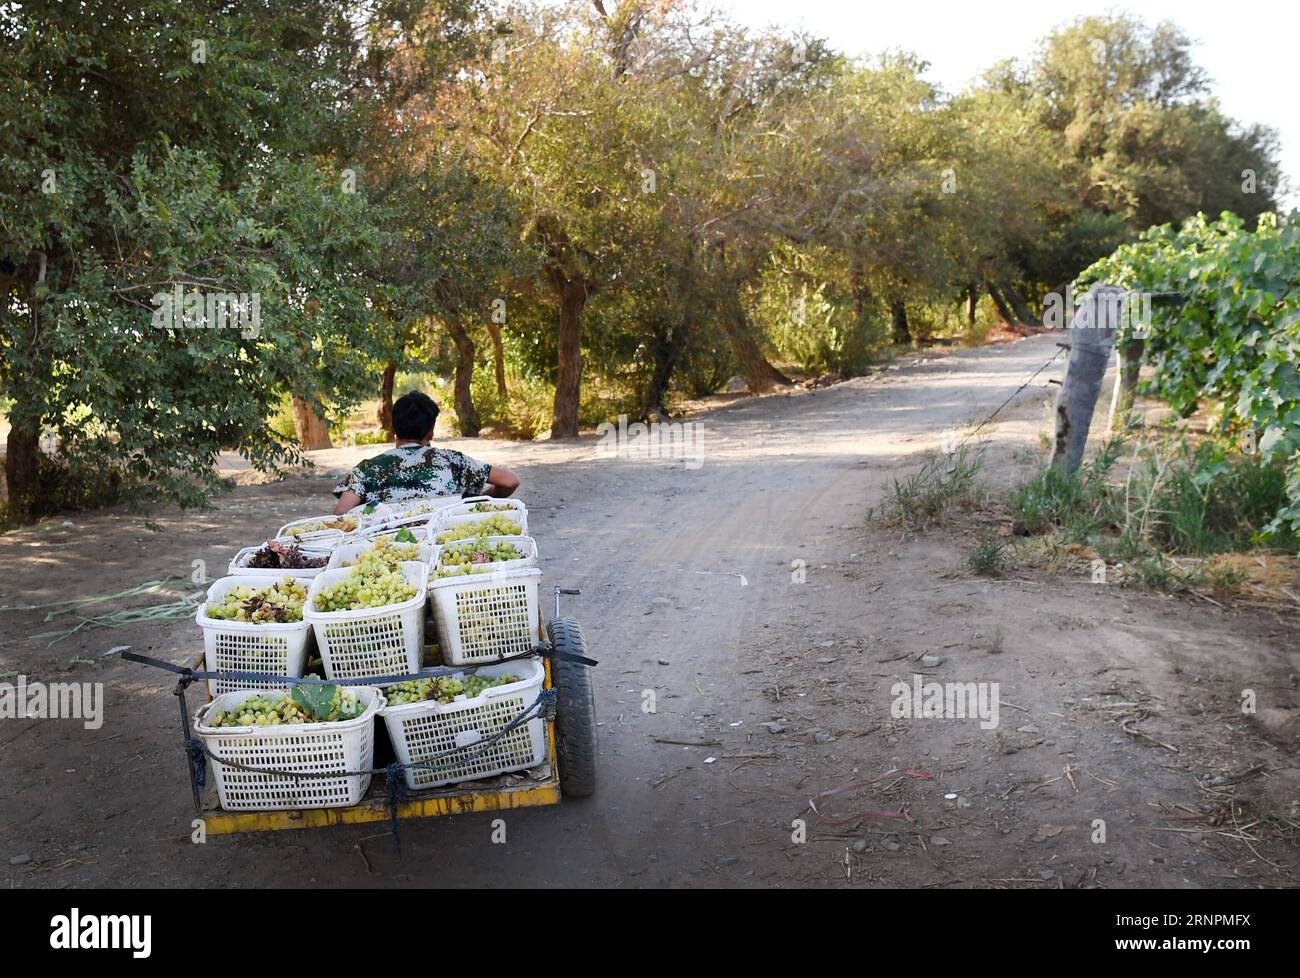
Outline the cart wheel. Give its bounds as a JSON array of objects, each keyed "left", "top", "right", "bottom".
[{"left": 546, "top": 617, "right": 597, "bottom": 798}]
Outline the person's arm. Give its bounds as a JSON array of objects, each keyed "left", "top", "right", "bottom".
[
  {"left": 482, "top": 465, "right": 520, "bottom": 498},
  {"left": 333, "top": 490, "right": 363, "bottom": 516}
]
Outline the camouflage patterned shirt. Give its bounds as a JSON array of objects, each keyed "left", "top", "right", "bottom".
[{"left": 332, "top": 444, "right": 492, "bottom": 504}]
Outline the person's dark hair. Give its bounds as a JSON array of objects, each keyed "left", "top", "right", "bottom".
[{"left": 392, "top": 391, "right": 440, "bottom": 441}]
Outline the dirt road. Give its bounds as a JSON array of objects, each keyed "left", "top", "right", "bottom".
[{"left": 3, "top": 333, "right": 1296, "bottom": 888}]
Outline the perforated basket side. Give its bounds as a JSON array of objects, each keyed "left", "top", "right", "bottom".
[
  {"left": 314, "top": 611, "right": 423, "bottom": 680},
  {"left": 197, "top": 576, "right": 313, "bottom": 697},
  {"left": 304, "top": 562, "right": 428, "bottom": 680},
  {"left": 380, "top": 662, "right": 546, "bottom": 789},
  {"left": 427, "top": 508, "right": 530, "bottom": 544},
  {"left": 429, "top": 567, "right": 541, "bottom": 666},
  {"left": 195, "top": 688, "right": 383, "bottom": 811},
  {"left": 202, "top": 629, "right": 311, "bottom": 698},
  {"left": 427, "top": 498, "right": 528, "bottom": 535}
]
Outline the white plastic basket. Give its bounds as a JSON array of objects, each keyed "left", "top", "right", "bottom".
[
  {"left": 194, "top": 686, "right": 384, "bottom": 811},
  {"left": 430, "top": 535, "right": 539, "bottom": 578},
  {"left": 427, "top": 509, "right": 529, "bottom": 546},
  {"left": 274, "top": 514, "right": 365, "bottom": 549},
  {"left": 429, "top": 566, "right": 542, "bottom": 666},
  {"left": 327, "top": 540, "right": 433, "bottom": 570},
  {"left": 428, "top": 497, "right": 528, "bottom": 535},
  {"left": 304, "top": 561, "right": 428, "bottom": 680},
  {"left": 380, "top": 660, "right": 547, "bottom": 789},
  {"left": 197, "top": 576, "right": 314, "bottom": 698},
  {"left": 349, "top": 496, "right": 460, "bottom": 525},
  {"left": 227, "top": 545, "right": 331, "bottom": 580}
]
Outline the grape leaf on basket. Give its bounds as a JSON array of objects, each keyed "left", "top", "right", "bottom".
[
  {"left": 394, "top": 527, "right": 418, "bottom": 543},
  {"left": 292, "top": 683, "right": 340, "bottom": 720}
]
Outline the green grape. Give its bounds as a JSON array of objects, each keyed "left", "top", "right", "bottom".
[
  {"left": 209, "top": 686, "right": 364, "bottom": 727},
  {"left": 434, "top": 514, "right": 521, "bottom": 543},
  {"left": 316, "top": 559, "right": 418, "bottom": 612},
  {"left": 285, "top": 516, "right": 357, "bottom": 536},
  {"left": 386, "top": 672, "right": 519, "bottom": 705},
  {"left": 206, "top": 577, "right": 308, "bottom": 623},
  {"left": 434, "top": 539, "right": 525, "bottom": 578},
  {"left": 345, "top": 538, "right": 421, "bottom": 571}
]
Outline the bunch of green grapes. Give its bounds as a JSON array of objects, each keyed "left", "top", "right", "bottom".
[
  {"left": 208, "top": 688, "right": 362, "bottom": 727},
  {"left": 315, "top": 564, "right": 418, "bottom": 611},
  {"left": 464, "top": 674, "right": 520, "bottom": 698},
  {"left": 386, "top": 673, "right": 520, "bottom": 705},
  {"left": 285, "top": 516, "right": 357, "bottom": 537},
  {"left": 434, "top": 514, "right": 521, "bottom": 544},
  {"left": 206, "top": 578, "right": 308, "bottom": 623},
  {"left": 345, "top": 538, "right": 422, "bottom": 571},
  {"left": 468, "top": 502, "right": 514, "bottom": 513},
  {"left": 385, "top": 676, "right": 465, "bottom": 705},
  {"left": 435, "top": 539, "right": 525, "bottom": 578}
]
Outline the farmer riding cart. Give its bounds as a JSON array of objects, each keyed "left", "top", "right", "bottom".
[
  {"left": 127, "top": 392, "right": 597, "bottom": 837},
  {"left": 332, "top": 392, "right": 520, "bottom": 513}
]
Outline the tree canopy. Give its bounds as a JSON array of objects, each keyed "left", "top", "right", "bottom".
[{"left": 1, "top": 1, "right": 1286, "bottom": 522}]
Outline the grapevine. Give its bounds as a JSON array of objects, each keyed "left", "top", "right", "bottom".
[{"left": 1077, "top": 209, "right": 1300, "bottom": 534}]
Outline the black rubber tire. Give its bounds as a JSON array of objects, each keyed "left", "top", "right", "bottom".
[{"left": 546, "top": 617, "right": 598, "bottom": 798}]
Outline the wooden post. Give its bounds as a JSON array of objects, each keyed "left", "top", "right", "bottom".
[
  {"left": 1107, "top": 337, "right": 1144, "bottom": 431},
  {"left": 1051, "top": 284, "right": 1124, "bottom": 474}
]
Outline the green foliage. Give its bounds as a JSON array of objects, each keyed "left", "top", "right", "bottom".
[
  {"left": 967, "top": 534, "right": 1007, "bottom": 577},
  {"left": 0, "top": 0, "right": 484, "bottom": 518},
  {"left": 1078, "top": 211, "right": 1300, "bottom": 534},
  {"left": 1010, "top": 437, "right": 1297, "bottom": 593},
  {"left": 875, "top": 445, "right": 987, "bottom": 529},
  {"left": 753, "top": 244, "right": 881, "bottom": 376},
  {"left": 1, "top": 1, "right": 1287, "bottom": 521},
  {"left": 1010, "top": 438, "right": 1124, "bottom": 537}
]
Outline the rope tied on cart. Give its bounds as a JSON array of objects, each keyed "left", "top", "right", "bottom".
[
  {"left": 183, "top": 737, "right": 208, "bottom": 791},
  {"left": 384, "top": 763, "right": 410, "bottom": 852}
]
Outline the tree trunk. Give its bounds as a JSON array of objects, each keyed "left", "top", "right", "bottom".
[
  {"left": 1004, "top": 284, "right": 1039, "bottom": 327},
  {"left": 986, "top": 282, "right": 1017, "bottom": 326},
  {"left": 485, "top": 321, "right": 507, "bottom": 397},
  {"left": 549, "top": 275, "right": 590, "bottom": 439},
  {"left": 850, "top": 267, "right": 870, "bottom": 326},
  {"left": 3, "top": 260, "right": 48, "bottom": 522},
  {"left": 445, "top": 318, "right": 481, "bottom": 437},
  {"left": 890, "top": 299, "right": 911, "bottom": 345},
  {"left": 4, "top": 420, "right": 40, "bottom": 522},
  {"left": 640, "top": 322, "right": 686, "bottom": 420},
  {"left": 378, "top": 362, "right": 397, "bottom": 437},
  {"left": 292, "top": 398, "right": 333, "bottom": 450},
  {"left": 722, "top": 296, "right": 790, "bottom": 393},
  {"left": 967, "top": 285, "right": 978, "bottom": 328}
]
